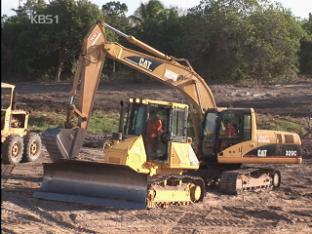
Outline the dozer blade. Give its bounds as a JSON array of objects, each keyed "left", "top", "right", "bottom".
[
  {"left": 42, "top": 128, "right": 86, "bottom": 160},
  {"left": 33, "top": 160, "right": 148, "bottom": 209}
]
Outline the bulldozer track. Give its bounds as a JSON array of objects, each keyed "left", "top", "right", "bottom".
[{"left": 148, "top": 175, "right": 205, "bottom": 208}]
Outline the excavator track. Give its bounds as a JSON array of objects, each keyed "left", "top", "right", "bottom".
[
  {"left": 219, "top": 168, "right": 281, "bottom": 195},
  {"left": 147, "top": 175, "right": 205, "bottom": 209}
]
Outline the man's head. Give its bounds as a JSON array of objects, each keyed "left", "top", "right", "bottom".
[
  {"left": 150, "top": 110, "right": 157, "bottom": 118},
  {"left": 224, "top": 119, "right": 229, "bottom": 125},
  {"left": 155, "top": 113, "right": 161, "bottom": 119}
]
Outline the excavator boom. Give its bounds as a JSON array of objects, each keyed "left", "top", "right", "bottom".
[{"left": 43, "top": 21, "right": 216, "bottom": 160}]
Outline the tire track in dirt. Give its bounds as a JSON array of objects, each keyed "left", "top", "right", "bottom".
[{"left": 2, "top": 142, "right": 311, "bottom": 233}]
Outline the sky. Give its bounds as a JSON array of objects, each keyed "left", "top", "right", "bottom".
[{"left": 1, "top": 0, "right": 312, "bottom": 19}]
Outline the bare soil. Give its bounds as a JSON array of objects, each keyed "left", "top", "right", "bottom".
[
  {"left": 14, "top": 79, "right": 312, "bottom": 118},
  {"left": 2, "top": 79, "right": 312, "bottom": 233}
]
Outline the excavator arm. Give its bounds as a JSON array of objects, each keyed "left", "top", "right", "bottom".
[
  {"left": 69, "top": 22, "right": 216, "bottom": 127},
  {"left": 43, "top": 21, "right": 216, "bottom": 160}
]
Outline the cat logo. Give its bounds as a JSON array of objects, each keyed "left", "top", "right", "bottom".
[
  {"left": 257, "top": 149, "right": 267, "bottom": 157},
  {"left": 138, "top": 58, "right": 152, "bottom": 70}
]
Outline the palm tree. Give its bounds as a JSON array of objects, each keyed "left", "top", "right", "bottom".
[{"left": 129, "top": 0, "right": 166, "bottom": 27}]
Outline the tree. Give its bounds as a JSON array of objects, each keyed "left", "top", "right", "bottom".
[
  {"left": 129, "top": 0, "right": 180, "bottom": 52},
  {"left": 300, "top": 13, "right": 312, "bottom": 75},
  {"left": 42, "top": 0, "right": 102, "bottom": 82},
  {"left": 102, "top": 1, "right": 129, "bottom": 41},
  {"left": 175, "top": 0, "right": 306, "bottom": 81},
  {"left": 1, "top": 0, "right": 102, "bottom": 82},
  {"left": 1, "top": 10, "right": 38, "bottom": 80},
  {"left": 1, "top": 0, "right": 309, "bottom": 82}
]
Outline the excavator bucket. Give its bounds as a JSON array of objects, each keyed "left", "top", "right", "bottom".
[
  {"left": 42, "top": 128, "right": 86, "bottom": 160},
  {"left": 33, "top": 160, "right": 148, "bottom": 209}
]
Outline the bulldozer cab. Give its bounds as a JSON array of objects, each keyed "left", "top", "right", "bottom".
[
  {"left": 201, "top": 108, "right": 253, "bottom": 162},
  {"left": 1, "top": 83, "right": 16, "bottom": 132},
  {"left": 125, "top": 98, "right": 189, "bottom": 162},
  {"left": 1, "top": 82, "right": 29, "bottom": 142}
]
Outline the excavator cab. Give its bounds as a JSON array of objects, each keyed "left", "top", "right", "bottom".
[
  {"left": 201, "top": 108, "right": 302, "bottom": 165},
  {"left": 201, "top": 108, "right": 252, "bottom": 162}
]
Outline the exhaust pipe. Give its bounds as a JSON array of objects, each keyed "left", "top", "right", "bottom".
[{"left": 42, "top": 128, "right": 86, "bottom": 161}]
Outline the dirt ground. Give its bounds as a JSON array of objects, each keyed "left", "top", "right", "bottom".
[
  {"left": 2, "top": 79, "right": 312, "bottom": 233},
  {"left": 13, "top": 78, "right": 312, "bottom": 117}
]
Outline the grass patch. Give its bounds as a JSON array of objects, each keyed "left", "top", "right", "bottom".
[
  {"left": 28, "top": 111, "right": 65, "bottom": 132},
  {"left": 28, "top": 110, "right": 119, "bottom": 134},
  {"left": 257, "top": 114, "right": 306, "bottom": 135},
  {"left": 88, "top": 111, "right": 119, "bottom": 134}
]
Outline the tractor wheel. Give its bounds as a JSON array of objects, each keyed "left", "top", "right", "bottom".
[
  {"left": 23, "top": 133, "right": 42, "bottom": 162},
  {"left": 2, "top": 135, "right": 24, "bottom": 164}
]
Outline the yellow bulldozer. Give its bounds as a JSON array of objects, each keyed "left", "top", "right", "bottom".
[{"left": 34, "top": 22, "right": 302, "bottom": 209}]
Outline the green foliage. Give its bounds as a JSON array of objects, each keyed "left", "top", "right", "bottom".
[
  {"left": 1, "top": 0, "right": 310, "bottom": 82},
  {"left": 130, "top": 0, "right": 180, "bottom": 53},
  {"left": 128, "top": 0, "right": 307, "bottom": 82},
  {"left": 1, "top": 0, "right": 102, "bottom": 81},
  {"left": 303, "top": 13, "right": 312, "bottom": 34},
  {"left": 300, "top": 13, "right": 312, "bottom": 75},
  {"left": 175, "top": 0, "right": 306, "bottom": 81},
  {"left": 102, "top": 1, "right": 129, "bottom": 41}
]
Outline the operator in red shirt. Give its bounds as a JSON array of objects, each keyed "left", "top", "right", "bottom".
[
  {"left": 146, "top": 111, "right": 163, "bottom": 156},
  {"left": 224, "top": 122, "right": 238, "bottom": 137},
  {"left": 220, "top": 121, "right": 238, "bottom": 150}
]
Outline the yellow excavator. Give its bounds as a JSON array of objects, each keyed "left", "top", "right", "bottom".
[{"left": 34, "top": 22, "right": 302, "bottom": 208}]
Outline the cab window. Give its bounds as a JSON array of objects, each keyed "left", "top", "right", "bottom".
[
  {"left": 1, "top": 88, "right": 12, "bottom": 110},
  {"left": 217, "top": 112, "right": 252, "bottom": 151},
  {"left": 128, "top": 105, "right": 146, "bottom": 135},
  {"left": 171, "top": 109, "right": 187, "bottom": 140},
  {"left": 219, "top": 112, "right": 240, "bottom": 139},
  {"left": 243, "top": 114, "right": 251, "bottom": 140},
  {"left": 202, "top": 112, "right": 218, "bottom": 155}
]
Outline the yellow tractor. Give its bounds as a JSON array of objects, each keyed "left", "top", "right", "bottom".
[
  {"left": 1, "top": 82, "right": 42, "bottom": 165},
  {"left": 34, "top": 22, "right": 302, "bottom": 208}
]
